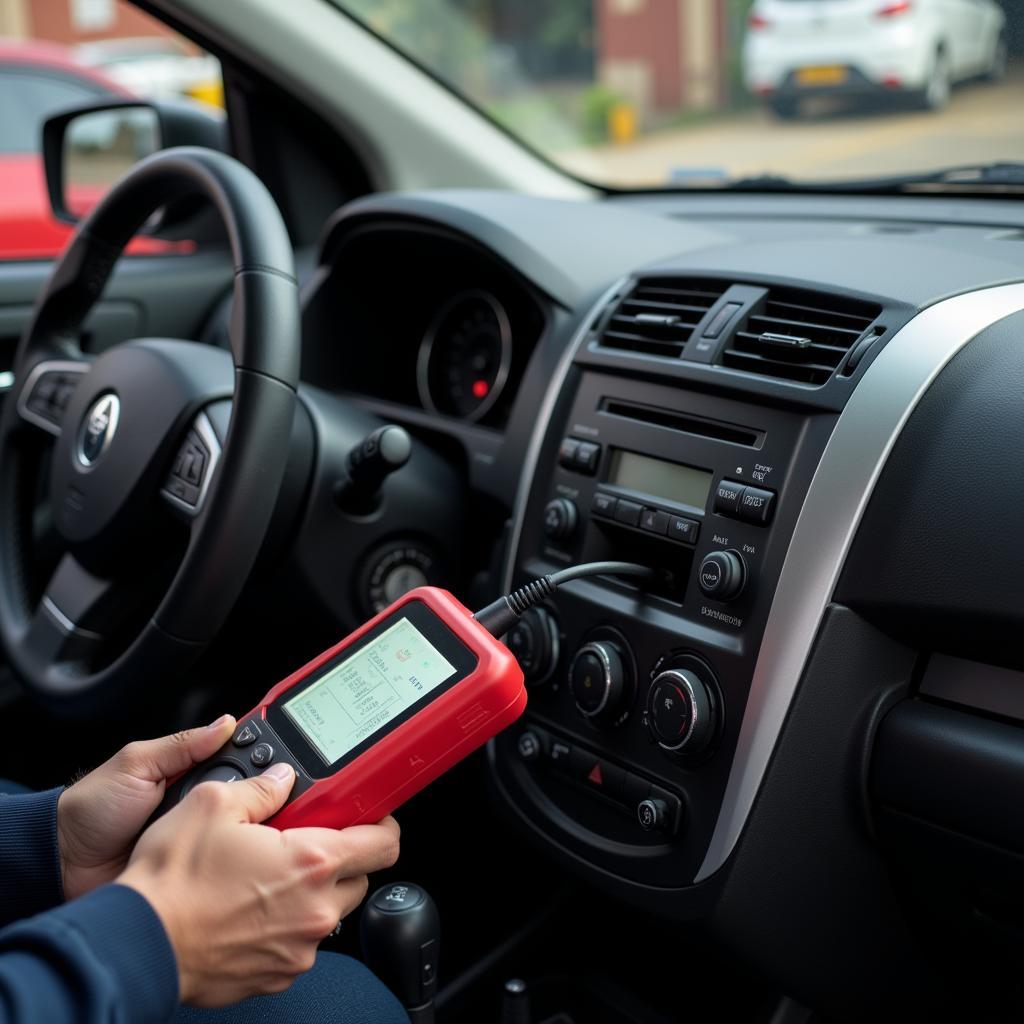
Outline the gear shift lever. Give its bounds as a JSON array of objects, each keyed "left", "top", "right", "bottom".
[{"left": 361, "top": 882, "right": 440, "bottom": 1024}]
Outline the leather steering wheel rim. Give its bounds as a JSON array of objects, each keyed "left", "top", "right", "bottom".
[{"left": 0, "top": 147, "right": 299, "bottom": 714}]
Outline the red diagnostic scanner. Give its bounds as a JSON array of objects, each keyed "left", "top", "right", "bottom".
[{"left": 158, "top": 587, "right": 527, "bottom": 829}]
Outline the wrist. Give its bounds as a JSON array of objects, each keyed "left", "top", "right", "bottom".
[
  {"left": 119, "top": 864, "right": 192, "bottom": 1003},
  {"left": 55, "top": 787, "right": 83, "bottom": 902}
]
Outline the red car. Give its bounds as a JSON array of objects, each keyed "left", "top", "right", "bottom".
[{"left": 0, "top": 40, "right": 170, "bottom": 260}]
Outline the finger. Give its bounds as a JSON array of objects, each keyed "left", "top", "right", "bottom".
[
  {"left": 287, "top": 822, "right": 401, "bottom": 878},
  {"left": 117, "top": 715, "right": 237, "bottom": 784},
  {"left": 215, "top": 762, "right": 295, "bottom": 824}
]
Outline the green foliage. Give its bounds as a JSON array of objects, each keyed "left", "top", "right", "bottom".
[{"left": 579, "top": 84, "right": 625, "bottom": 144}]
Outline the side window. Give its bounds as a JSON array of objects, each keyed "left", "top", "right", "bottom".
[
  {"left": 0, "top": 70, "right": 107, "bottom": 154},
  {"left": 0, "top": 0, "right": 222, "bottom": 261}
]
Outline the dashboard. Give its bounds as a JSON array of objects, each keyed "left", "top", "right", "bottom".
[{"left": 294, "top": 188, "right": 1024, "bottom": 1019}]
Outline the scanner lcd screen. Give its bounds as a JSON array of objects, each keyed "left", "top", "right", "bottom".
[{"left": 283, "top": 616, "right": 457, "bottom": 765}]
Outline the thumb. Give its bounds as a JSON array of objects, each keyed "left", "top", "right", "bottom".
[
  {"left": 118, "top": 715, "right": 237, "bottom": 784},
  {"left": 220, "top": 762, "right": 295, "bottom": 824}
]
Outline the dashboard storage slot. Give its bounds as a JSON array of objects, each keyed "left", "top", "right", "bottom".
[{"left": 599, "top": 398, "right": 764, "bottom": 448}]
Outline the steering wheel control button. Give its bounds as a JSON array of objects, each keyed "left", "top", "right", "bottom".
[
  {"left": 543, "top": 498, "right": 578, "bottom": 541},
  {"left": 20, "top": 365, "right": 86, "bottom": 432},
  {"left": 698, "top": 550, "right": 746, "bottom": 601},
  {"left": 505, "top": 607, "right": 559, "bottom": 686},
  {"left": 738, "top": 486, "right": 776, "bottom": 525},
  {"left": 639, "top": 508, "right": 669, "bottom": 536},
  {"left": 572, "top": 441, "right": 601, "bottom": 475},
  {"left": 668, "top": 515, "right": 700, "bottom": 544},
  {"left": 645, "top": 667, "right": 717, "bottom": 755},
  {"left": 613, "top": 498, "right": 643, "bottom": 527},
  {"left": 232, "top": 721, "right": 261, "bottom": 747},
  {"left": 162, "top": 415, "right": 221, "bottom": 513},
  {"left": 250, "top": 743, "right": 274, "bottom": 767},
  {"left": 516, "top": 731, "right": 542, "bottom": 763},
  {"left": 591, "top": 491, "right": 616, "bottom": 517},
  {"left": 713, "top": 479, "right": 745, "bottom": 515}
]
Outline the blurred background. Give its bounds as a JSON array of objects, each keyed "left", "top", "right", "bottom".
[{"left": 0, "top": 0, "right": 1020, "bottom": 260}]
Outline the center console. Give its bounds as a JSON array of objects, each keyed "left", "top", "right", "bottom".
[{"left": 489, "top": 273, "right": 891, "bottom": 888}]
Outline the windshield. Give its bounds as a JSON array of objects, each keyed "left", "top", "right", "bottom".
[{"left": 332, "top": 0, "right": 1020, "bottom": 190}]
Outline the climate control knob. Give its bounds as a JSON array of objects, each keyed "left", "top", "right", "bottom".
[
  {"left": 698, "top": 549, "right": 746, "bottom": 602},
  {"left": 646, "top": 668, "right": 716, "bottom": 754},
  {"left": 569, "top": 640, "right": 630, "bottom": 725}
]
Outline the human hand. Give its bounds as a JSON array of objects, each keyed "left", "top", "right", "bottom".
[
  {"left": 119, "top": 762, "right": 400, "bottom": 1006},
  {"left": 56, "top": 715, "right": 237, "bottom": 901}
]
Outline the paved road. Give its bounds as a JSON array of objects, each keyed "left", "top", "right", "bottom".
[{"left": 562, "top": 68, "right": 1024, "bottom": 187}]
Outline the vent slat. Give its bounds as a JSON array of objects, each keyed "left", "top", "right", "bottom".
[
  {"left": 721, "top": 286, "right": 881, "bottom": 386},
  {"left": 598, "top": 277, "right": 726, "bottom": 358}
]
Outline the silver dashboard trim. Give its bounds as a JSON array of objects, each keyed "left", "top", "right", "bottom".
[
  {"left": 696, "top": 282, "right": 1024, "bottom": 882},
  {"left": 501, "top": 278, "right": 627, "bottom": 593}
]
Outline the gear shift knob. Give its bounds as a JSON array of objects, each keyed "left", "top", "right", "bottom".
[{"left": 361, "top": 882, "right": 440, "bottom": 1024}]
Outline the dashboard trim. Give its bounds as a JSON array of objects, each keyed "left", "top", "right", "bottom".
[
  {"left": 501, "top": 278, "right": 627, "bottom": 594},
  {"left": 696, "top": 281, "right": 1024, "bottom": 882}
]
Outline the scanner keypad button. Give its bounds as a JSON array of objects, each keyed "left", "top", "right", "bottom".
[
  {"left": 233, "top": 721, "right": 261, "bottom": 747},
  {"left": 250, "top": 743, "right": 274, "bottom": 767}
]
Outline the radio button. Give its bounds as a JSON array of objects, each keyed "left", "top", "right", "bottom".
[
  {"left": 558, "top": 437, "right": 580, "bottom": 468},
  {"left": 667, "top": 515, "right": 699, "bottom": 544},
  {"left": 738, "top": 486, "right": 776, "bottom": 525},
  {"left": 543, "top": 498, "right": 578, "bottom": 540},
  {"left": 699, "top": 550, "right": 746, "bottom": 602},
  {"left": 591, "top": 491, "right": 616, "bottom": 517},
  {"left": 639, "top": 508, "right": 669, "bottom": 535},
  {"left": 613, "top": 499, "right": 642, "bottom": 527},
  {"left": 714, "top": 479, "right": 745, "bottom": 515},
  {"left": 573, "top": 441, "right": 601, "bottom": 475}
]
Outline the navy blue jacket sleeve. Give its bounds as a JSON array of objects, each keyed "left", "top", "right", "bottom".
[
  {"left": 0, "top": 884, "right": 179, "bottom": 1024},
  {"left": 0, "top": 789, "right": 65, "bottom": 927},
  {"left": 0, "top": 789, "right": 180, "bottom": 1022}
]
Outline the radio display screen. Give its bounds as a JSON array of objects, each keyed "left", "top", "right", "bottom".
[{"left": 608, "top": 449, "right": 713, "bottom": 509}]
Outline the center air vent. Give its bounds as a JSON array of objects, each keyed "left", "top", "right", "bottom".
[
  {"left": 599, "top": 278, "right": 725, "bottom": 358},
  {"left": 721, "top": 287, "right": 881, "bottom": 386}
]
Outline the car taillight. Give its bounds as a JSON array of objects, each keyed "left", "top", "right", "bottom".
[
  {"left": 748, "top": 12, "right": 771, "bottom": 30},
  {"left": 877, "top": 0, "right": 912, "bottom": 16}
]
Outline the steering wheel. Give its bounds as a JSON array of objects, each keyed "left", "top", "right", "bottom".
[{"left": 0, "top": 148, "right": 299, "bottom": 715}]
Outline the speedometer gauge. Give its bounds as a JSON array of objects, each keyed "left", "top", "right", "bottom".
[{"left": 417, "top": 291, "right": 512, "bottom": 422}]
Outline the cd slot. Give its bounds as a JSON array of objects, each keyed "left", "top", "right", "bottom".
[{"left": 599, "top": 398, "right": 764, "bottom": 449}]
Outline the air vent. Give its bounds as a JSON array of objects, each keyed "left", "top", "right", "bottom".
[
  {"left": 599, "top": 278, "right": 726, "bottom": 358},
  {"left": 721, "top": 287, "right": 881, "bottom": 386}
]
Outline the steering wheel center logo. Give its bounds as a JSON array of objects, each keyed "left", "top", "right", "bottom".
[{"left": 77, "top": 393, "right": 120, "bottom": 468}]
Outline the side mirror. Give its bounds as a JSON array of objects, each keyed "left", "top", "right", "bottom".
[{"left": 42, "top": 99, "right": 227, "bottom": 233}]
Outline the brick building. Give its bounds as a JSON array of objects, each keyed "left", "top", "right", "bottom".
[{"left": 596, "top": 0, "right": 729, "bottom": 116}]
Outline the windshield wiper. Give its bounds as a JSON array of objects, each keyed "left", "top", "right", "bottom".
[{"left": 724, "top": 162, "right": 1024, "bottom": 194}]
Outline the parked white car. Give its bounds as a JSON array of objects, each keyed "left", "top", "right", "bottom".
[
  {"left": 74, "top": 37, "right": 221, "bottom": 105},
  {"left": 743, "top": 0, "right": 1007, "bottom": 117}
]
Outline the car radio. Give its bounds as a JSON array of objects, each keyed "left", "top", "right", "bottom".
[{"left": 494, "top": 364, "right": 836, "bottom": 886}]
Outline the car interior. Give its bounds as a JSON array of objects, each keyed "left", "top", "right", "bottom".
[{"left": 1, "top": 0, "right": 1023, "bottom": 1021}]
